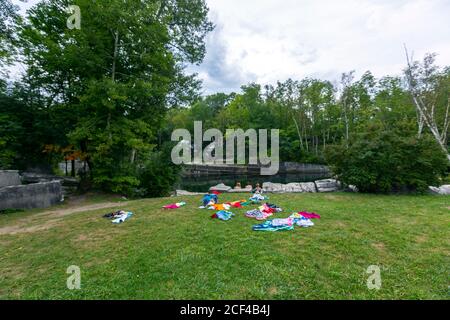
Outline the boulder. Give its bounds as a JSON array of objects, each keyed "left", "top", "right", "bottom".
[
  {"left": 428, "top": 185, "right": 450, "bottom": 195},
  {"left": 262, "top": 182, "right": 317, "bottom": 193},
  {"left": 262, "top": 182, "right": 285, "bottom": 193},
  {"left": 301, "top": 182, "right": 317, "bottom": 193},
  {"left": 284, "top": 182, "right": 317, "bottom": 193},
  {"left": 209, "top": 183, "right": 232, "bottom": 192},
  {"left": 315, "top": 179, "right": 341, "bottom": 192},
  {"left": 345, "top": 185, "right": 359, "bottom": 192},
  {"left": 0, "top": 181, "right": 63, "bottom": 210}
]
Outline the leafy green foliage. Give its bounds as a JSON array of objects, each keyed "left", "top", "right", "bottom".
[
  {"left": 137, "top": 144, "right": 181, "bottom": 197},
  {"left": 1, "top": 0, "right": 448, "bottom": 196},
  {"left": 14, "top": 0, "right": 212, "bottom": 193},
  {"left": 163, "top": 73, "right": 432, "bottom": 165},
  {"left": 0, "top": 0, "right": 18, "bottom": 74},
  {"left": 326, "top": 124, "right": 448, "bottom": 193}
]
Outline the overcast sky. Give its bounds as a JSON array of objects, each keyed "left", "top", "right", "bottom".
[{"left": 12, "top": 0, "right": 450, "bottom": 94}]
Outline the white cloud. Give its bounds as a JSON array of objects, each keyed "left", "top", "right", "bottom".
[
  {"left": 10, "top": 0, "right": 450, "bottom": 94},
  {"left": 193, "top": 0, "right": 450, "bottom": 93}
]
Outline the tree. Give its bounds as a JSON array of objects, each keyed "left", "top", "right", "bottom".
[
  {"left": 326, "top": 123, "right": 448, "bottom": 193},
  {"left": 404, "top": 49, "right": 450, "bottom": 161},
  {"left": 0, "top": 0, "right": 19, "bottom": 82},
  {"left": 374, "top": 76, "right": 416, "bottom": 130},
  {"left": 19, "top": 0, "right": 213, "bottom": 194}
]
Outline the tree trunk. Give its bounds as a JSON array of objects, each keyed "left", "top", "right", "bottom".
[
  {"left": 130, "top": 149, "right": 136, "bottom": 163},
  {"left": 404, "top": 47, "right": 450, "bottom": 162},
  {"left": 71, "top": 159, "right": 75, "bottom": 177},
  {"left": 107, "top": 29, "right": 119, "bottom": 141},
  {"left": 291, "top": 112, "right": 304, "bottom": 152}
]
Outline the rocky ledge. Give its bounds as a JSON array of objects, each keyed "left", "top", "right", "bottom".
[
  {"left": 207, "top": 179, "right": 342, "bottom": 194},
  {"left": 428, "top": 185, "right": 450, "bottom": 195},
  {"left": 176, "top": 181, "right": 450, "bottom": 195}
]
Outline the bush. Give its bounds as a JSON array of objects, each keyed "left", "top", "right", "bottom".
[
  {"left": 325, "top": 124, "right": 448, "bottom": 193},
  {"left": 137, "top": 148, "right": 181, "bottom": 198},
  {"left": 91, "top": 143, "right": 181, "bottom": 198}
]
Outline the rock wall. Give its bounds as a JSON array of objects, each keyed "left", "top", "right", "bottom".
[
  {"left": 0, "top": 170, "right": 21, "bottom": 188},
  {"left": 262, "top": 182, "right": 317, "bottom": 193},
  {"left": 0, "top": 181, "right": 63, "bottom": 210},
  {"left": 182, "top": 162, "right": 330, "bottom": 177},
  {"left": 262, "top": 179, "right": 341, "bottom": 193}
]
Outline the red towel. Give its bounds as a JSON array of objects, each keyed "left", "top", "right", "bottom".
[{"left": 226, "top": 202, "right": 243, "bottom": 208}]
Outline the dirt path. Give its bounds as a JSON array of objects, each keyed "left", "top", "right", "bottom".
[
  {"left": 0, "top": 202, "right": 130, "bottom": 236},
  {"left": 35, "top": 202, "right": 130, "bottom": 218}
]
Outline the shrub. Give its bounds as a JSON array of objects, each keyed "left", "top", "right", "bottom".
[
  {"left": 91, "top": 142, "right": 181, "bottom": 197},
  {"left": 137, "top": 148, "right": 181, "bottom": 198},
  {"left": 325, "top": 124, "right": 448, "bottom": 193}
]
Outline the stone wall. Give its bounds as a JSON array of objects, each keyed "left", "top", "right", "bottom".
[
  {"left": 182, "top": 162, "right": 330, "bottom": 178},
  {"left": 0, "top": 181, "right": 63, "bottom": 210},
  {"left": 0, "top": 170, "right": 21, "bottom": 188}
]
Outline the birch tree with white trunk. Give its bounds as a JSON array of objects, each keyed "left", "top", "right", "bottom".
[{"left": 404, "top": 49, "right": 450, "bottom": 162}]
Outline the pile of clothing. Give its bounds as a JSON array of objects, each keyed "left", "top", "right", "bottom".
[
  {"left": 208, "top": 203, "right": 232, "bottom": 211},
  {"left": 200, "top": 193, "right": 247, "bottom": 212},
  {"left": 163, "top": 202, "right": 186, "bottom": 209},
  {"left": 201, "top": 194, "right": 219, "bottom": 207},
  {"left": 246, "top": 203, "right": 282, "bottom": 220},
  {"left": 103, "top": 210, "right": 133, "bottom": 224},
  {"left": 200, "top": 193, "right": 242, "bottom": 221},
  {"left": 211, "top": 210, "right": 235, "bottom": 221},
  {"left": 252, "top": 211, "right": 321, "bottom": 232},
  {"left": 285, "top": 213, "right": 316, "bottom": 228},
  {"left": 249, "top": 194, "right": 268, "bottom": 204}
]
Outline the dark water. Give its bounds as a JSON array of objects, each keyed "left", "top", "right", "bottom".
[{"left": 176, "top": 173, "right": 330, "bottom": 192}]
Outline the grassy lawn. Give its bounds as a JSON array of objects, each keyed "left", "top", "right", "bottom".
[{"left": 0, "top": 192, "right": 448, "bottom": 299}]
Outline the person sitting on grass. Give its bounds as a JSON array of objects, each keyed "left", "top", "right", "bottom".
[{"left": 252, "top": 183, "right": 263, "bottom": 194}]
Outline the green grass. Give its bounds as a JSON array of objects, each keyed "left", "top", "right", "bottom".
[{"left": 0, "top": 193, "right": 449, "bottom": 299}]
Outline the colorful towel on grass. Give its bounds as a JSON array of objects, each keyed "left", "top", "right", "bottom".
[
  {"left": 209, "top": 203, "right": 232, "bottom": 211},
  {"left": 211, "top": 210, "right": 235, "bottom": 221},
  {"left": 163, "top": 202, "right": 186, "bottom": 209},
  {"left": 246, "top": 209, "right": 269, "bottom": 220},
  {"left": 112, "top": 211, "right": 133, "bottom": 224},
  {"left": 249, "top": 194, "right": 268, "bottom": 203},
  {"left": 103, "top": 210, "right": 133, "bottom": 224},
  {"left": 289, "top": 214, "right": 315, "bottom": 227},
  {"left": 252, "top": 219, "right": 294, "bottom": 232},
  {"left": 253, "top": 211, "right": 319, "bottom": 231},
  {"left": 225, "top": 200, "right": 247, "bottom": 208},
  {"left": 291, "top": 212, "right": 321, "bottom": 219},
  {"left": 246, "top": 203, "right": 282, "bottom": 221}
]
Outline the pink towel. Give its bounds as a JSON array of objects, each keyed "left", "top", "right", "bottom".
[
  {"left": 163, "top": 204, "right": 180, "bottom": 209},
  {"left": 299, "top": 212, "right": 321, "bottom": 219}
]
